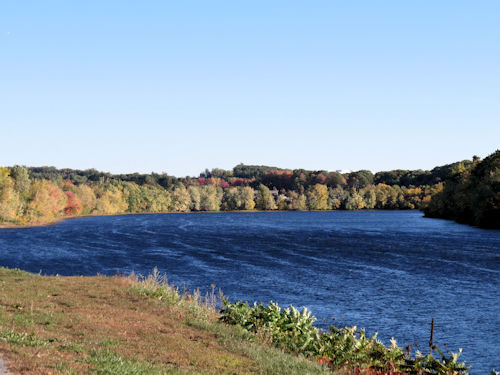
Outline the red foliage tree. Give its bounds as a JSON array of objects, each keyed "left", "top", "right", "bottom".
[
  {"left": 64, "top": 191, "right": 82, "bottom": 215},
  {"left": 230, "top": 178, "right": 248, "bottom": 187}
]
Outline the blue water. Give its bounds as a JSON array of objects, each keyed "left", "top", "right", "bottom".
[{"left": 0, "top": 211, "right": 498, "bottom": 373}]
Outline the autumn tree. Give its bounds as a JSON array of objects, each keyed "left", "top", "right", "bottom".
[
  {"left": 261, "top": 170, "right": 294, "bottom": 190},
  {"left": 200, "top": 185, "right": 222, "bottom": 211},
  {"left": 328, "top": 186, "right": 345, "bottom": 209},
  {"left": 27, "top": 179, "right": 67, "bottom": 221},
  {"left": 287, "top": 191, "right": 307, "bottom": 210},
  {"left": 345, "top": 190, "right": 366, "bottom": 210},
  {"left": 276, "top": 194, "right": 288, "bottom": 210},
  {"left": 0, "top": 167, "right": 21, "bottom": 223},
  {"left": 404, "top": 187, "right": 423, "bottom": 209},
  {"left": 374, "top": 184, "right": 398, "bottom": 209},
  {"left": 61, "top": 181, "right": 82, "bottom": 215},
  {"left": 306, "top": 184, "right": 328, "bottom": 210},
  {"left": 325, "top": 172, "right": 346, "bottom": 188},
  {"left": 222, "top": 186, "right": 255, "bottom": 210},
  {"left": 94, "top": 183, "right": 128, "bottom": 214},
  {"left": 142, "top": 185, "right": 171, "bottom": 212},
  {"left": 239, "top": 186, "right": 256, "bottom": 210},
  {"left": 188, "top": 186, "right": 201, "bottom": 211},
  {"left": 360, "top": 186, "right": 376, "bottom": 209},
  {"left": 255, "top": 184, "right": 276, "bottom": 210},
  {"left": 77, "top": 184, "right": 97, "bottom": 214},
  {"left": 170, "top": 184, "right": 191, "bottom": 212}
]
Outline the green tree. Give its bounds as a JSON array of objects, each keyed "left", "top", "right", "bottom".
[
  {"left": 325, "top": 172, "right": 346, "bottom": 187},
  {"left": 425, "top": 150, "right": 499, "bottom": 228},
  {"left": 10, "top": 165, "right": 31, "bottom": 199},
  {"left": 328, "top": 186, "right": 345, "bottom": 209},
  {"left": 360, "top": 186, "right": 376, "bottom": 209},
  {"left": 123, "top": 182, "right": 146, "bottom": 212},
  {"left": 222, "top": 187, "right": 239, "bottom": 210},
  {"left": 188, "top": 186, "right": 201, "bottom": 211},
  {"left": 347, "top": 170, "right": 374, "bottom": 189}
]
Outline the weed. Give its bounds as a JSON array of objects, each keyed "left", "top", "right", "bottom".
[
  {"left": 129, "top": 267, "right": 182, "bottom": 306},
  {"left": 0, "top": 329, "right": 47, "bottom": 347}
]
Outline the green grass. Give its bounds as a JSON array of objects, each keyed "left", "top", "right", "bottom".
[{"left": 190, "top": 318, "right": 330, "bottom": 375}]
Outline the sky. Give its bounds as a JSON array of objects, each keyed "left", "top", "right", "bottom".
[{"left": 1, "top": 1, "right": 499, "bottom": 177}]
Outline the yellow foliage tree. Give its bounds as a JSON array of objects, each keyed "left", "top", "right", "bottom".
[
  {"left": 77, "top": 185, "right": 97, "bottom": 214},
  {"left": 306, "top": 184, "right": 328, "bottom": 210},
  {"left": 170, "top": 184, "right": 191, "bottom": 212},
  {"left": 94, "top": 184, "right": 128, "bottom": 215},
  {"left": 0, "top": 167, "right": 21, "bottom": 223},
  {"left": 200, "top": 185, "right": 222, "bottom": 211}
]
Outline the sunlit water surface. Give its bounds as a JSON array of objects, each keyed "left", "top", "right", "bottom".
[{"left": 1, "top": 211, "right": 498, "bottom": 373}]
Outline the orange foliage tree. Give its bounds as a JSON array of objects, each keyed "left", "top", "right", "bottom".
[{"left": 27, "top": 180, "right": 67, "bottom": 222}]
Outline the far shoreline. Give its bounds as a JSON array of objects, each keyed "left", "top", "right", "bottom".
[{"left": 0, "top": 209, "right": 421, "bottom": 229}]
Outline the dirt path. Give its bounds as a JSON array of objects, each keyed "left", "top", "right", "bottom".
[{"left": 0, "top": 356, "right": 9, "bottom": 375}]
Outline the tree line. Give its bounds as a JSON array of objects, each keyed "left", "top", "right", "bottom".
[
  {"left": 26, "top": 158, "right": 472, "bottom": 191},
  {"left": 0, "top": 153, "right": 496, "bottom": 228}
]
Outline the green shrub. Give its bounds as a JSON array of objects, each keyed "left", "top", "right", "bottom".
[
  {"left": 220, "top": 300, "right": 469, "bottom": 374},
  {"left": 220, "top": 300, "right": 320, "bottom": 355}
]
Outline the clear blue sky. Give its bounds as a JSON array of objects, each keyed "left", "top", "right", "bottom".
[{"left": 1, "top": 1, "right": 499, "bottom": 176}]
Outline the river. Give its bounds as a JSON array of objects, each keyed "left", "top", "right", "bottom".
[{"left": 0, "top": 211, "right": 498, "bottom": 373}]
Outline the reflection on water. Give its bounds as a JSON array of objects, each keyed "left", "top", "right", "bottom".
[{"left": 1, "top": 211, "right": 499, "bottom": 373}]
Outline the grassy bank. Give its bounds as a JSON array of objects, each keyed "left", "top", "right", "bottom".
[{"left": 0, "top": 268, "right": 330, "bottom": 375}]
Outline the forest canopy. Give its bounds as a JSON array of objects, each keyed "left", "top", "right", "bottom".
[{"left": 424, "top": 150, "right": 500, "bottom": 228}]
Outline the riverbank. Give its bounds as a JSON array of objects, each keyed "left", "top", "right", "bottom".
[{"left": 0, "top": 267, "right": 330, "bottom": 375}]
